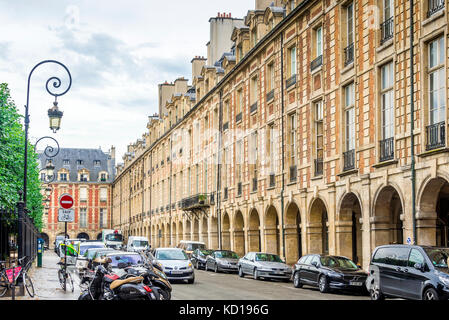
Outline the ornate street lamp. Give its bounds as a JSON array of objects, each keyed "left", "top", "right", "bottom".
[{"left": 48, "top": 101, "right": 63, "bottom": 133}]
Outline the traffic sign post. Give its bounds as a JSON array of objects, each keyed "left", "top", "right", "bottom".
[{"left": 58, "top": 193, "right": 74, "bottom": 291}]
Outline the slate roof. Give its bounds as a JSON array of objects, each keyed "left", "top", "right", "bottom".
[{"left": 38, "top": 148, "right": 115, "bottom": 183}]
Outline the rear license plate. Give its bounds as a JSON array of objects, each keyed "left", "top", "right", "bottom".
[{"left": 350, "top": 281, "right": 363, "bottom": 286}]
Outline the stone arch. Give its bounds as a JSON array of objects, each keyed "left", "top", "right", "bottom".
[
  {"left": 76, "top": 232, "right": 90, "bottom": 240},
  {"left": 284, "top": 201, "right": 302, "bottom": 264},
  {"left": 248, "top": 208, "right": 261, "bottom": 252},
  {"left": 418, "top": 176, "right": 449, "bottom": 246},
  {"left": 308, "top": 197, "right": 329, "bottom": 254},
  {"left": 233, "top": 210, "right": 245, "bottom": 257},
  {"left": 337, "top": 192, "right": 363, "bottom": 265},
  {"left": 222, "top": 211, "right": 231, "bottom": 250},
  {"left": 264, "top": 205, "right": 280, "bottom": 255},
  {"left": 39, "top": 233, "right": 50, "bottom": 248},
  {"left": 372, "top": 185, "right": 404, "bottom": 247},
  {"left": 96, "top": 233, "right": 102, "bottom": 240}
]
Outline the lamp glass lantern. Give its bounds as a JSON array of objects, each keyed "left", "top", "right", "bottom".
[{"left": 47, "top": 101, "right": 63, "bottom": 133}]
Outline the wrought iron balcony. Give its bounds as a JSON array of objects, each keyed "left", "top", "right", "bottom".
[
  {"left": 266, "top": 89, "right": 274, "bottom": 102},
  {"left": 344, "top": 43, "right": 354, "bottom": 66},
  {"left": 289, "top": 165, "right": 297, "bottom": 182},
  {"left": 236, "top": 112, "right": 242, "bottom": 123},
  {"left": 180, "top": 193, "right": 211, "bottom": 210},
  {"left": 286, "top": 74, "right": 297, "bottom": 89},
  {"left": 252, "top": 177, "right": 257, "bottom": 192},
  {"left": 237, "top": 182, "right": 242, "bottom": 196},
  {"left": 314, "top": 158, "right": 323, "bottom": 176},
  {"left": 428, "top": 0, "right": 445, "bottom": 17},
  {"left": 311, "top": 55, "right": 323, "bottom": 71},
  {"left": 380, "top": 17, "right": 394, "bottom": 44},
  {"left": 379, "top": 137, "right": 395, "bottom": 162},
  {"left": 250, "top": 102, "right": 258, "bottom": 114},
  {"left": 426, "top": 121, "right": 446, "bottom": 150},
  {"left": 223, "top": 121, "right": 229, "bottom": 131},
  {"left": 343, "top": 149, "right": 355, "bottom": 171},
  {"left": 269, "top": 173, "right": 275, "bottom": 188}
]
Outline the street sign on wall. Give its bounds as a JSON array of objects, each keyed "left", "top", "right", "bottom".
[{"left": 58, "top": 209, "right": 75, "bottom": 222}]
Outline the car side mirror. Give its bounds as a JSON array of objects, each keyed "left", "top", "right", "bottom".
[
  {"left": 311, "top": 261, "right": 318, "bottom": 268},
  {"left": 414, "top": 263, "right": 425, "bottom": 272}
]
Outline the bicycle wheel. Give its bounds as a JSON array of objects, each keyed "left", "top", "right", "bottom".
[
  {"left": 0, "top": 272, "right": 8, "bottom": 297},
  {"left": 58, "top": 269, "right": 66, "bottom": 291},
  {"left": 66, "top": 272, "right": 74, "bottom": 293},
  {"left": 23, "top": 273, "right": 35, "bottom": 298}
]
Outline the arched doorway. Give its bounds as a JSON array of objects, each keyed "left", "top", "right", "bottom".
[
  {"left": 39, "top": 233, "right": 50, "bottom": 248},
  {"left": 96, "top": 233, "right": 102, "bottom": 240},
  {"left": 77, "top": 232, "right": 90, "bottom": 240},
  {"left": 178, "top": 221, "right": 184, "bottom": 243},
  {"left": 419, "top": 177, "right": 449, "bottom": 246},
  {"left": 200, "top": 217, "right": 208, "bottom": 246},
  {"left": 309, "top": 198, "right": 329, "bottom": 254},
  {"left": 222, "top": 212, "right": 231, "bottom": 250},
  {"left": 338, "top": 193, "right": 362, "bottom": 264},
  {"left": 171, "top": 222, "right": 177, "bottom": 246},
  {"left": 372, "top": 186, "right": 403, "bottom": 247},
  {"left": 248, "top": 209, "right": 261, "bottom": 252},
  {"left": 285, "top": 202, "right": 302, "bottom": 264},
  {"left": 193, "top": 218, "right": 199, "bottom": 241},
  {"left": 264, "top": 205, "right": 280, "bottom": 255},
  {"left": 233, "top": 211, "right": 245, "bottom": 257}
]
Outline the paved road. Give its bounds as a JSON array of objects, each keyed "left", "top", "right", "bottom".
[{"left": 171, "top": 268, "right": 370, "bottom": 300}]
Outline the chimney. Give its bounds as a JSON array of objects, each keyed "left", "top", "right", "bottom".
[
  {"left": 191, "top": 56, "right": 207, "bottom": 80},
  {"left": 109, "top": 146, "right": 116, "bottom": 160}
]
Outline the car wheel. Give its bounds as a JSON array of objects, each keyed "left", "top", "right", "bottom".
[
  {"left": 238, "top": 267, "right": 244, "bottom": 278},
  {"left": 253, "top": 268, "right": 259, "bottom": 280},
  {"left": 293, "top": 272, "right": 303, "bottom": 288},
  {"left": 423, "top": 287, "right": 439, "bottom": 300},
  {"left": 187, "top": 277, "right": 195, "bottom": 284},
  {"left": 318, "top": 275, "right": 329, "bottom": 293},
  {"left": 214, "top": 264, "right": 219, "bottom": 273},
  {"left": 369, "top": 283, "right": 385, "bottom": 301}
]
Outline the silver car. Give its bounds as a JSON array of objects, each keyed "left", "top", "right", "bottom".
[
  {"left": 153, "top": 248, "right": 195, "bottom": 283},
  {"left": 205, "top": 250, "right": 239, "bottom": 273},
  {"left": 238, "top": 252, "right": 292, "bottom": 281}
]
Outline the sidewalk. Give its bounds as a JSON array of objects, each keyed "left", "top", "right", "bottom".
[{"left": 1, "top": 250, "right": 81, "bottom": 300}]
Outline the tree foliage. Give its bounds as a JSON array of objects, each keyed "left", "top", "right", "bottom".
[{"left": 0, "top": 83, "right": 43, "bottom": 230}]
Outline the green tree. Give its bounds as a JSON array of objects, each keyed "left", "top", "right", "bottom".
[{"left": 0, "top": 83, "right": 43, "bottom": 230}]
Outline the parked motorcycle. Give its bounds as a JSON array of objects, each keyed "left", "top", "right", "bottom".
[{"left": 78, "top": 258, "right": 160, "bottom": 300}]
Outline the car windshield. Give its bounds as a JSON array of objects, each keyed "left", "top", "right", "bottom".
[
  {"left": 424, "top": 248, "right": 449, "bottom": 268},
  {"left": 109, "top": 254, "right": 142, "bottom": 267},
  {"left": 215, "top": 251, "right": 239, "bottom": 259},
  {"left": 80, "top": 244, "right": 104, "bottom": 255},
  {"left": 105, "top": 234, "right": 123, "bottom": 242},
  {"left": 186, "top": 243, "right": 205, "bottom": 251},
  {"left": 255, "top": 253, "right": 283, "bottom": 262},
  {"left": 88, "top": 249, "right": 113, "bottom": 259},
  {"left": 320, "top": 256, "right": 358, "bottom": 270},
  {"left": 132, "top": 240, "right": 148, "bottom": 247},
  {"left": 156, "top": 250, "right": 188, "bottom": 260},
  {"left": 200, "top": 249, "right": 213, "bottom": 256}
]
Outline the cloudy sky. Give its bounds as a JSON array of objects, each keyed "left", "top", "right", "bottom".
[{"left": 0, "top": 0, "right": 253, "bottom": 162}]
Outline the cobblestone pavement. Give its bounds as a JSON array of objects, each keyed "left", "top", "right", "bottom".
[{"left": 0, "top": 250, "right": 80, "bottom": 300}]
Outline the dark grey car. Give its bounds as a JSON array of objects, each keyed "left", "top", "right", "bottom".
[
  {"left": 205, "top": 250, "right": 239, "bottom": 273},
  {"left": 238, "top": 252, "right": 292, "bottom": 281}
]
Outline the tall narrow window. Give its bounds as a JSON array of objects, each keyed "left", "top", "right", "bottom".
[
  {"left": 267, "top": 63, "right": 275, "bottom": 92},
  {"left": 380, "top": 62, "right": 395, "bottom": 161},
  {"left": 251, "top": 76, "right": 258, "bottom": 106},
  {"left": 315, "top": 101, "right": 324, "bottom": 175},
  {"left": 347, "top": 3, "right": 354, "bottom": 45},
  {"left": 316, "top": 27, "right": 322, "bottom": 57},
  {"left": 80, "top": 187, "right": 87, "bottom": 201},
  {"left": 344, "top": 83, "right": 355, "bottom": 170},
  {"left": 290, "top": 47, "right": 297, "bottom": 77},
  {"left": 269, "top": 125, "right": 275, "bottom": 174},
  {"left": 100, "top": 187, "right": 108, "bottom": 201},
  {"left": 100, "top": 208, "right": 107, "bottom": 228},
  {"left": 80, "top": 208, "right": 87, "bottom": 228},
  {"left": 289, "top": 114, "right": 296, "bottom": 166},
  {"left": 236, "top": 89, "right": 243, "bottom": 120}
]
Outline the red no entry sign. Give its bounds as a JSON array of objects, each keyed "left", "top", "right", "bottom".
[{"left": 59, "top": 193, "right": 74, "bottom": 209}]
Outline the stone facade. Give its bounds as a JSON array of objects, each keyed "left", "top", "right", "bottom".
[{"left": 112, "top": 0, "right": 449, "bottom": 269}]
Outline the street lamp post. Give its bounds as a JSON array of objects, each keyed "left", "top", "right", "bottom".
[{"left": 22, "top": 60, "right": 72, "bottom": 207}]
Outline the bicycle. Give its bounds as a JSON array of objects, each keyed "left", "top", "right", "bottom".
[
  {"left": 0, "top": 256, "right": 35, "bottom": 298},
  {"left": 57, "top": 259, "right": 74, "bottom": 292}
]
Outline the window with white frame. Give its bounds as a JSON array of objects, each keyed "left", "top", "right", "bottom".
[
  {"left": 100, "top": 208, "right": 107, "bottom": 228},
  {"left": 100, "top": 187, "right": 107, "bottom": 201},
  {"left": 381, "top": 62, "right": 394, "bottom": 139},
  {"left": 344, "top": 83, "right": 355, "bottom": 151},
  {"left": 428, "top": 36, "right": 445, "bottom": 125},
  {"left": 80, "top": 208, "right": 87, "bottom": 228},
  {"left": 316, "top": 26, "right": 322, "bottom": 58},
  {"left": 289, "top": 113, "right": 296, "bottom": 166},
  {"left": 80, "top": 187, "right": 87, "bottom": 201},
  {"left": 315, "top": 100, "right": 324, "bottom": 161},
  {"left": 289, "top": 46, "right": 297, "bottom": 77}
]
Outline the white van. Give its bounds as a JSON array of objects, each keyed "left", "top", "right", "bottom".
[{"left": 127, "top": 236, "right": 150, "bottom": 252}]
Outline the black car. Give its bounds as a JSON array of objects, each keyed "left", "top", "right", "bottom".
[
  {"left": 366, "top": 245, "right": 449, "bottom": 300},
  {"left": 191, "top": 249, "right": 214, "bottom": 269},
  {"left": 292, "top": 254, "right": 368, "bottom": 294}
]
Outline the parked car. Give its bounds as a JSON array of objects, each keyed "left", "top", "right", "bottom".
[
  {"left": 366, "top": 245, "right": 449, "bottom": 300},
  {"left": 205, "top": 250, "right": 239, "bottom": 273},
  {"left": 103, "top": 251, "right": 145, "bottom": 274},
  {"left": 54, "top": 235, "right": 66, "bottom": 253},
  {"left": 191, "top": 249, "right": 214, "bottom": 269},
  {"left": 76, "top": 242, "right": 106, "bottom": 271},
  {"left": 238, "top": 252, "right": 291, "bottom": 281},
  {"left": 140, "top": 250, "right": 164, "bottom": 272},
  {"left": 153, "top": 248, "right": 195, "bottom": 283},
  {"left": 176, "top": 240, "right": 205, "bottom": 258},
  {"left": 292, "top": 254, "right": 368, "bottom": 294},
  {"left": 127, "top": 236, "right": 150, "bottom": 252},
  {"left": 84, "top": 247, "right": 116, "bottom": 270}
]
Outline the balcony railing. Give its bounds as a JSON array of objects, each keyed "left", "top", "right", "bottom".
[
  {"left": 250, "top": 102, "right": 258, "bottom": 114},
  {"left": 380, "top": 16, "right": 394, "bottom": 44},
  {"left": 266, "top": 89, "right": 274, "bottom": 102},
  {"left": 252, "top": 177, "right": 257, "bottom": 192},
  {"left": 180, "top": 193, "right": 211, "bottom": 210},
  {"left": 426, "top": 121, "right": 446, "bottom": 150},
  {"left": 286, "top": 74, "right": 297, "bottom": 89},
  {"left": 289, "top": 165, "right": 297, "bottom": 182},
  {"left": 269, "top": 173, "right": 275, "bottom": 187},
  {"left": 344, "top": 43, "right": 354, "bottom": 66},
  {"left": 428, "top": 0, "right": 445, "bottom": 17},
  {"left": 237, "top": 182, "right": 242, "bottom": 196},
  {"left": 236, "top": 112, "right": 242, "bottom": 123},
  {"left": 223, "top": 122, "right": 229, "bottom": 131},
  {"left": 311, "top": 55, "right": 323, "bottom": 71},
  {"left": 343, "top": 149, "right": 355, "bottom": 171},
  {"left": 314, "top": 158, "right": 323, "bottom": 176},
  {"left": 379, "top": 137, "right": 395, "bottom": 162}
]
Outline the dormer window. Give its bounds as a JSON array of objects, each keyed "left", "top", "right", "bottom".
[
  {"left": 94, "top": 160, "right": 101, "bottom": 166},
  {"left": 100, "top": 173, "right": 108, "bottom": 182},
  {"left": 78, "top": 169, "right": 89, "bottom": 182},
  {"left": 290, "top": 0, "right": 296, "bottom": 11},
  {"left": 77, "top": 160, "right": 84, "bottom": 165},
  {"left": 63, "top": 159, "right": 70, "bottom": 165}
]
